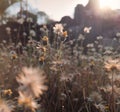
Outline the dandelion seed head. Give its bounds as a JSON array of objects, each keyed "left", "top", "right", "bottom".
[
  {"left": 104, "top": 58, "right": 120, "bottom": 72},
  {"left": 83, "top": 27, "right": 92, "bottom": 34},
  {"left": 16, "top": 67, "right": 47, "bottom": 98},
  {"left": 89, "top": 92, "right": 102, "bottom": 104},
  {"left": 0, "top": 99, "right": 14, "bottom": 112},
  {"left": 53, "top": 23, "right": 64, "bottom": 35},
  {"left": 18, "top": 91, "right": 38, "bottom": 111}
]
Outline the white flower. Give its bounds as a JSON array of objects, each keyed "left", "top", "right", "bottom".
[
  {"left": 84, "top": 27, "right": 92, "bottom": 33},
  {"left": 94, "top": 104, "right": 105, "bottom": 112},
  {"left": 26, "top": 17, "right": 33, "bottom": 23},
  {"left": 0, "top": 99, "right": 14, "bottom": 112},
  {"left": 16, "top": 67, "right": 47, "bottom": 98},
  {"left": 116, "top": 32, "right": 120, "bottom": 37},
  {"left": 89, "top": 92, "right": 102, "bottom": 103},
  {"left": 6, "top": 27, "right": 11, "bottom": 34},
  {"left": 53, "top": 23, "right": 64, "bottom": 35},
  {"left": 78, "top": 34, "right": 85, "bottom": 40},
  {"left": 23, "top": 32, "right": 27, "bottom": 36},
  {"left": 18, "top": 91, "right": 38, "bottom": 111},
  {"left": 87, "top": 43, "right": 94, "bottom": 48},
  {"left": 98, "top": 45, "right": 103, "bottom": 48},
  {"left": 13, "top": 28, "right": 17, "bottom": 32},
  {"left": 104, "top": 58, "right": 120, "bottom": 71},
  {"left": 17, "top": 18, "right": 24, "bottom": 24},
  {"left": 29, "top": 30, "right": 36, "bottom": 37},
  {"left": 97, "top": 36, "right": 103, "bottom": 40}
]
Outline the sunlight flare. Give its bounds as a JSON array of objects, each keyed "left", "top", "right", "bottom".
[{"left": 100, "top": 0, "right": 119, "bottom": 9}]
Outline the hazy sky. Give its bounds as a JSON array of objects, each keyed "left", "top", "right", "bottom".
[
  {"left": 28, "top": 0, "right": 88, "bottom": 20},
  {"left": 8, "top": 0, "right": 120, "bottom": 21}
]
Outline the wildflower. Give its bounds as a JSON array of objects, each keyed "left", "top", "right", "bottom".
[
  {"left": 60, "top": 73, "right": 74, "bottom": 82},
  {"left": 16, "top": 67, "right": 47, "bottom": 98},
  {"left": 26, "top": 17, "right": 33, "bottom": 23},
  {"left": 41, "top": 47, "right": 47, "bottom": 52},
  {"left": 17, "top": 18, "right": 24, "bottom": 24},
  {"left": 16, "top": 42, "right": 22, "bottom": 48},
  {"left": 13, "top": 28, "right": 17, "bottom": 32},
  {"left": 53, "top": 23, "right": 64, "bottom": 35},
  {"left": 6, "top": 27, "right": 11, "bottom": 34},
  {"left": 94, "top": 41, "right": 98, "bottom": 44},
  {"left": 78, "top": 34, "right": 85, "bottom": 40},
  {"left": 60, "top": 93, "right": 67, "bottom": 101},
  {"left": 100, "top": 85, "right": 120, "bottom": 96},
  {"left": 94, "top": 104, "right": 106, "bottom": 112},
  {"left": 0, "top": 98, "right": 14, "bottom": 112},
  {"left": 97, "top": 36, "right": 103, "bottom": 40},
  {"left": 42, "top": 36, "right": 48, "bottom": 42},
  {"left": 89, "top": 60, "right": 95, "bottom": 67},
  {"left": 87, "top": 43, "right": 94, "bottom": 48},
  {"left": 42, "top": 36, "right": 48, "bottom": 45},
  {"left": 116, "top": 32, "right": 120, "bottom": 37},
  {"left": 29, "top": 30, "right": 36, "bottom": 37},
  {"left": 104, "top": 59, "right": 120, "bottom": 72},
  {"left": 36, "top": 46, "right": 47, "bottom": 52},
  {"left": 18, "top": 91, "right": 38, "bottom": 111},
  {"left": 28, "top": 39, "right": 34, "bottom": 45},
  {"left": 3, "top": 89, "right": 12, "bottom": 96},
  {"left": 62, "top": 31, "right": 68, "bottom": 38},
  {"left": 11, "top": 54, "right": 17, "bottom": 60},
  {"left": 98, "top": 45, "right": 103, "bottom": 49},
  {"left": 113, "top": 38, "right": 117, "bottom": 41},
  {"left": 10, "top": 51, "right": 17, "bottom": 60},
  {"left": 2, "top": 40, "right": 7, "bottom": 44},
  {"left": 105, "top": 105, "right": 109, "bottom": 110},
  {"left": 103, "top": 50, "right": 112, "bottom": 55},
  {"left": 23, "top": 32, "right": 27, "bottom": 36},
  {"left": 83, "top": 27, "right": 92, "bottom": 33},
  {"left": 89, "top": 92, "right": 102, "bottom": 104},
  {"left": 39, "top": 56, "right": 45, "bottom": 62}
]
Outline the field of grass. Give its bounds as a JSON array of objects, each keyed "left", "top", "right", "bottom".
[{"left": 0, "top": 21, "right": 120, "bottom": 112}]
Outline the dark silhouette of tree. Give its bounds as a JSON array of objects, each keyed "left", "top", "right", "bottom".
[{"left": 17, "top": 10, "right": 37, "bottom": 23}]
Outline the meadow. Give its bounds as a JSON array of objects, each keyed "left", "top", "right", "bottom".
[{"left": 0, "top": 18, "right": 120, "bottom": 112}]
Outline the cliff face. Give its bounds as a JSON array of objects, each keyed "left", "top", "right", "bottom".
[{"left": 61, "top": 0, "right": 120, "bottom": 41}]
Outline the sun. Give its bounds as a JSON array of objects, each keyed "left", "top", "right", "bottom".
[{"left": 100, "top": 0, "right": 119, "bottom": 9}]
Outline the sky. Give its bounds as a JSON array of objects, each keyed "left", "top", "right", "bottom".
[
  {"left": 26, "top": 0, "right": 88, "bottom": 20},
  {"left": 27, "top": 0, "right": 120, "bottom": 20},
  {"left": 7, "top": 0, "right": 120, "bottom": 21}
]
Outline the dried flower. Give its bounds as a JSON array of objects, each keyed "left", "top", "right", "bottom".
[
  {"left": 97, "top": 36, "right": 103, "bottom": 40},
  {"left": 10, "top": 51, "right": 17, "bottom": 60},
  {"left": 78, "top": 34, "right": 85, "bottom": 40},
  {"left": 6, "top": 27, "right": 11, "bottom": 34},
  {"left": 3, "top": 89, "right": 12, "bottom": 96},
  {"left": 42, "top": 36, "right": 48, "bottom": 42},
  {"left": 104, "top": 59, "right": 120, "bottom": 71},
  {"left": 87, "top": 43, "right": 94, "bottom": 48},
  {"left": 62, "top": 31, "right": 68, "bottom": 38},
  {"left": 53, "top": 23, "right": 64, "bottom": 35},
  {"left": 26, "top": 17, "right": 33, "bottom": 23},
  {"left": 89, "top": 92, "right": 102, "bottom": 103},
  {"left": 18, "top": 91, "right": 38, "bottom": 111},
  {"left": 30, "top": 30, "right": 36, "bottom": 37},
  {"left": 116, "top": 32, "right": 120, "bottom": 37},
  {"left": 84, "top": 27, "right": 92, "bottom": 33},
  {"left": 0, "top": 98, "right": 14, "bottom": 112},
  {"left": 39, "top": 56, "right": 45, "bottom": 62},
  {"left": 17, "top": 18, "right": 24, "bottom": 24},
  {"left": 16, "top": 67, "right": 47, "bottom": 98}
]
